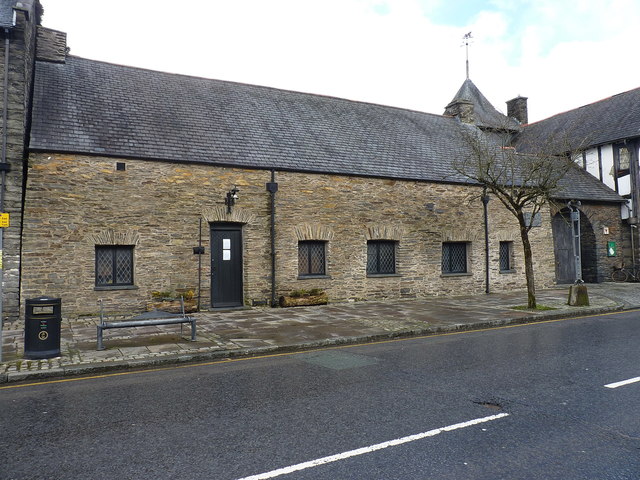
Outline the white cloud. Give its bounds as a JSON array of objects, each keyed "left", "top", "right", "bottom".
[{"left": 41, "top": 0, "right": 640, "bottom": 122}]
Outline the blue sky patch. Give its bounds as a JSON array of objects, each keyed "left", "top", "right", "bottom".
[
  {"left": 427, "top": 0, "right": 496, "bottom": 26},
  {"left": 372, "top": 2, "right": 391, "bottom": 15}
]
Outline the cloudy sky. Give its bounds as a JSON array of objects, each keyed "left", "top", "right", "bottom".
[{"left": 42, "top": 0, "right": 639, "bottom": 123}]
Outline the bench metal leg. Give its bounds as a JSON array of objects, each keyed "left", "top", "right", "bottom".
[
  {"left": 97, "top": 325, "right": 104, "bottom": 351},
  {"left": 190, "top": 319, "right": 197, "bottom": 341},
  {"left": 97, "top": 299, "right": 105, "bottom": 351}
]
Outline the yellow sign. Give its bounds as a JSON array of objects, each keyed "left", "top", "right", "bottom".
[{"left": 0, "top": 213, "right": 9, "bottom": 228}]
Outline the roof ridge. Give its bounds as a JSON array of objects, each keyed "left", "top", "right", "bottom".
[
  {"left": 60, "top": 55, "right": 447, "bottom": 120},
  {"left": 526, "top": 85, "right": 640, "bottom": 126}
]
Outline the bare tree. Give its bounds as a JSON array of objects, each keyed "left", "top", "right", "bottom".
[{"left": 453, "top": 125, "right": 583, "bottom": 308}]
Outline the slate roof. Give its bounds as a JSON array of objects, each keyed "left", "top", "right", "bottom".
[
  {"left": 29, "top": 55, "right": 623, "bottom": 203},
  {"left": 446, "top": 78, "right": 520, "bottom": 131},
  {"left": 516, "top": 86, "right": 640, "bottom": 154},
  {"left": 555, "top": 162, "right": 624, "bottom": 202},
  {"left": 30, "top": 56, "right": 475, "bottom": 184}
]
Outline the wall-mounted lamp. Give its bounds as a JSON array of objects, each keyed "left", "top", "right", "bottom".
[{"left": 225, "top": 186, "right": 240, "bottom": 213}]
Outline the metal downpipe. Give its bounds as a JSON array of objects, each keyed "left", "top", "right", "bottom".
[
  {"left": 267, "top": 170, "right": 278, "bottom": 307},
  {"left": 482, "top": 188, "right": 490, "bottom": 294}
]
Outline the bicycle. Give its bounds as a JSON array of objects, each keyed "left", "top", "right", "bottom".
[{"left": 611, "top": 263, "right": 640, "bottom": 282}]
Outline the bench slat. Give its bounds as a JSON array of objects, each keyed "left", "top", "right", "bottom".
[{"left": 100, "top": 317, "right": 194, "bottom": 329}]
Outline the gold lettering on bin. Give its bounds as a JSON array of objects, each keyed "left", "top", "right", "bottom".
[
  {"left": 38, "top": 331, "right": 49, "bottom": 341},
  {"left": 33, "top": 306, "right": 54, "bottom": 315}
]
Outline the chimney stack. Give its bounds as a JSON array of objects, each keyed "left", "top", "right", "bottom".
[
  {"left": 36, "top": 27, "right": 67, "bottom": 63},
  {"left": 507, "top": 96, "right": 528, "bottom": 125}
]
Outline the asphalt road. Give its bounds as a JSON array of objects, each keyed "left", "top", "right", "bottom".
[{"left": 1, "top": 310, "right": 639, "bottom": 480}]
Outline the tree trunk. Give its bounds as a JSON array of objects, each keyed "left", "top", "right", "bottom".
[{"left": 519, "top": 220, "right": 537, "bottom": 309}]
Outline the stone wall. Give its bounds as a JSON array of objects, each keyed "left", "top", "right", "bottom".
[
  {"left": 0, "top": 6, "right": 38, "bottom": 321},
  {"left": 20, "top": 153, "right": 561, "bottom": 317},
  {"left": 21, "top": 154, "right": 272, "bottom": 315},
  {"left": 274, "top": 171, "right": 555, "bottom": 302},
  {"left": 567, "top": 202, "right": 627, "bottom": 282}
]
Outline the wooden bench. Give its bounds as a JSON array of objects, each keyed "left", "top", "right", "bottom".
[{"left": 97, "top": 298, "right": 196, "bottom": 350}]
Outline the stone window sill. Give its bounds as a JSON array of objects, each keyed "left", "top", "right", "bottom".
[
  {"left": 440, "top": 272, "right": 472, "bottom": 278},
  {"left": 367, "top": 273, "right": 402, "bottom": 278},
  {"left": 500, "top": 269, "right": 517, "bottom": 274},
  {"left": 297, "top": 275, "right": 332, "bottom": 280},
  {"left": 94, "top": 285, "right": 139, "bottom": 291}
]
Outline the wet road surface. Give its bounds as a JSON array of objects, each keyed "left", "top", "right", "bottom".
[{"left": 2, "top": 310, "right": 639, "bottom": 479}]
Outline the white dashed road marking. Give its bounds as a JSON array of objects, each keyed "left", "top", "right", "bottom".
[
  {"left": 605, "top": 376, "right": 640, "bottom": 389},
  {"left": 236, "top": 413, "right": 510, "bottom": 480}
]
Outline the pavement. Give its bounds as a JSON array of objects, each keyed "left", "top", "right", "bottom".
[{"left": 1, "top": 283, "right": 639, "bottom": 384}]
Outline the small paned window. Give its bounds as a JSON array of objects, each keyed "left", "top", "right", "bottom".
[
  {"left": 442, "top": 242, "right": 468, "bottom": 274},
  {"left": 615, "top": 144, "right": 630, "bottom": 175},
  {"left": 298, "top": 241, "right": 326, "bottom": 276},
  {"left": 499, "top": 241, "right": 513, "bottom": 272},
  {"left": 367, "top": 240, "right": 396, "bottom": 274},
  {"left": 96, "top": 245, "right": 134, "bottom": 286}
]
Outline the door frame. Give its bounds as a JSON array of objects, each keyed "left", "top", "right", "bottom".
[
  {"left": 552, "top": 210, "right": 575, "bottom": 284},
  {"left": 210, "top": 222, "right": 244, "bottom": 308}
]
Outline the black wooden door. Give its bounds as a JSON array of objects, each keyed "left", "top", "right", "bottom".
[
  {"left": 552, "top": 212, "right": 575, "bottom": 284},
  {"left": 211, "top": 224, "right": 243, "bottom": 308}
]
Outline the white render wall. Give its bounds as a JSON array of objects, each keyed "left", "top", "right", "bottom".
[
  {"left": 582, "top": 144, "right": 625, "bottom": 194},
  {"left": 584, "top": 148, "right": 600, "bottom": 184},
  {"left": 579, "top": 143, "right": 636, "bottom": 217}
]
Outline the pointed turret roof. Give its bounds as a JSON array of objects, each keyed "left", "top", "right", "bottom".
[{"left": 446, "top": 79, "right": 519, "bottom": 131}]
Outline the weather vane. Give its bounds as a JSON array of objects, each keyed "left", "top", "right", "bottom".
[{"left": 462, "top": 32, "right": 473, "bottom": 79}]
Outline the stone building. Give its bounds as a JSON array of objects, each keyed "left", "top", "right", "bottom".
[
  {"left": 514, "top": 87, "right": 640, "bottom": 277},
  {"left": 447, "top": 79, "right": 630, "bottom": 284},
  {"left": 0, "top": 0, "right": 628, "bottom": 319}
]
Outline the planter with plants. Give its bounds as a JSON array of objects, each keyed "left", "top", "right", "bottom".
[
  {"left": 147, "top": 288, "right": 198, "bottom": 313},
  {"left": 279, "top": 288, "right": 328, "bottom": 307}
]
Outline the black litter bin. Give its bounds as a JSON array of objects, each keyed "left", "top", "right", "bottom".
[{"left": 24, "top": 297, "right": 61, "bottom": 359}]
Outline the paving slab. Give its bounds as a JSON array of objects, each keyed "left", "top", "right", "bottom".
[{"left": 0, "top": 283, "right": 637, "bottom": 383}]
